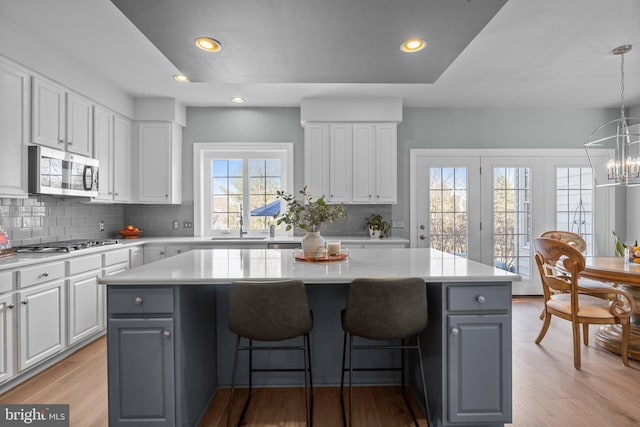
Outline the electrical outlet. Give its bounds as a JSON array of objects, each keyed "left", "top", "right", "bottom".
[
  {"left": 184, "top": 221, "right": 193, "bottom": 229},
  {"left": 172, "top": 220, "right": 179, "bottom": 229},
  {"left": 392, "top": 220, "right": 404, "bottom": 228},
  {"left": 99, "top": 220, "right": 105, "bottom": 232}
]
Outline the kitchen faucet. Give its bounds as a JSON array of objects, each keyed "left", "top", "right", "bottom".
[{"left": 239, "top": 204, "right": 248, "bottom": 238}]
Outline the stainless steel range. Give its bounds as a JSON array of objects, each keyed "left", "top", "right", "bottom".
[{"left": 14, "top": 239, "right": 120, "bottom": 253}]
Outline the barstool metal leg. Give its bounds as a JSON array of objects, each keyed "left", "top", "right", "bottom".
[
  {"left": 305, "top": 334, "right": 314, "bottom": 426},
  {"left": 416, "top": 335, "right": 432, "bottom": 427},
  {"left": 227, "top": 335, "right": 242, "bottom": 427},
  {"left": 340, "top": 330, "right": 347, "bottom": 427},
  {"left": 348, "top": 334, "right": 354, "bottom": 427}
]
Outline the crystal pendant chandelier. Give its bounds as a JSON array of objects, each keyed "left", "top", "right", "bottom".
[{"left": 585, "top": 45, "right": 640, "bottom": 187}]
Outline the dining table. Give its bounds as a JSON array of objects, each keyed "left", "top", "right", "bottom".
[{"left": 581, "top": 257, "right": 640, "bottom": 359}]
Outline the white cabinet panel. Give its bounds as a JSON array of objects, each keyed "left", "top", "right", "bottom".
[
  {"left": 32, "top": 77, "right": 65, "bottom": 149},
  {"left": 328, "top": 124, "right": 352, "bottom": 203},
  {"left": 352, "top": 124, "right": 375, "bottom": 203},
  {"left": 0, "top": 58, "right": 29, "bottom": 198},
  {"left": 68, "top": 270, "right": 102, "bottom": 345},
  {"left": 18, "top": 280, "right": 66, "bottom": 371},
  {"left": 303, "top": 124, "right": 329, "bottom": 199},
  {"left": 137, "top": 122, "right": 182, "bottom": 204},
  {"left": 374, "top": 124, "right": 397, "bottom": 203},
  {"left": 113, "top": 116, "right": 132, "bottom": 202},
  {"left": 94, "top": 105, "right": 113, "bottom": 201},
  {"left": 0, "top": 293, "right": 15, "bottom": 384},
  {"left": 66, "top": 93, "right": 93, "bottom": 156}
]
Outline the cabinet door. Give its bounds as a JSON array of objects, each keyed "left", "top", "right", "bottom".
[
  {"left": 375, "top": 124, "right": 397, "bottom": 203},
  {"left": 18, "top": 280, "right": 66, "bottom": 371},
  {"left": 138, "top": 122, "right": 171, "bottom": 203},
  {"left": 113, "top": 116, "right": 132, "bottom": 202},
  {"left": 0, "top": 58, "right": 29, "bottom": 198},
  {"left": 130, "top": 248, "right": 143, "bottom": 269},
  {"left": 351, "top": 124, "right": 375, "bottom": 203},
  {"left": 108, "top": 318, "right": 175, "bottom": 426},
  {"left": 328, "top": 124, "right": 352, "bottom": 203},
  {"left": 0, "top": 293, "right": 15, "bottom": 384},
  {"left": 447, "top": 314, "right": 512, "bottom": 424},
  {"left": 68, "top": 271, "right": 102, "bottom": 345},
  {"left": 143, "top": 246, "right": 167, "bottom": 264},
  {"left": 165, "top": 245, "right": 190, "bottom": 258},
  {"left": 66, "top": 92, "right": 93, "bottom": 156},
  {"left": 304, "top": 124, "right": 330, "bottom": 199},
  {"left": 32, "top": 77, "right": 65, "bottom": 149},
  {"left": 93, "top": 106, "right": 113, "bottom": 201}
]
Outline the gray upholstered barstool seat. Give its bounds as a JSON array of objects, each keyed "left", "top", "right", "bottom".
[
  {"left": 227, "top": 280, "right": 314, "bottom": 427},
  {"left": 340, "top": 277, "right": 431, "bottom": 427}
]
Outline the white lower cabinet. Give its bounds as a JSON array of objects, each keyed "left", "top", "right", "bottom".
[
  {"left": 18, "top": 280, "right": 66, "bottom": 371},
  {"left": 130, "top": 247, "right": 143, "bottom": 268},
  {"left": 0, "top": 293, "right": 16, "bottom": 384},
  {"left": 144, "top": 245, "right": 191, "bottom": 264},
  {"left": 67, "top": 270, "right": 102, "bottom": 345}
]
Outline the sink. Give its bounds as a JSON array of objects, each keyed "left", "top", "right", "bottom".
[{"left": 210, "top": 236, "right": 267, "bottom": 241}]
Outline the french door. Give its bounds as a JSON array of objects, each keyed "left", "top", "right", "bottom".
[{"left": 411, "top": 149, "right": 613, "bottom": 295}]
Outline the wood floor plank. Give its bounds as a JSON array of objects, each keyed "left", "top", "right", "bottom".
[{"left": 1, "top": 298, "right": 640, "bottom": 426}]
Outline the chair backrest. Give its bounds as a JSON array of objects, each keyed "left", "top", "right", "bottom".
[
  {"left": 343, "top": 277, "right": 427, "bottom": 340},
  {"left": 539, "top": 230, "right": 587, "bottom": 253},
  {"left": 229, "top": 280, "right": 312, "bottom": 341},
  {"left": 534, "top": 237, "right": 586, "bottom": 299}
]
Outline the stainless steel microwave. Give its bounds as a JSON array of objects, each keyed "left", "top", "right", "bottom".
[{"left": 28, "top": 146, "right": 99, "bottom": 197}]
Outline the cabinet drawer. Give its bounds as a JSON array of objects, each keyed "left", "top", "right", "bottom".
[
  {"left": 103, "top": 249, "right": 129, "bottom": 267},
  {"left": 0, "top": 270, "right": 14, "bottom": 294},
  {"left": 17, "top": 261, "right": 65, "bottom": 289},
  {"left": 109, "top": 288, "right": 174, "bottom": 315},
  {"left": 67, "top": 254, "right": 102, "bottom": 276},
  {"left": 447, "top": 285, "right": 510, "bottom": 312}
]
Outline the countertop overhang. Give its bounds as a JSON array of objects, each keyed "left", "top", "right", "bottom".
[{"left": 99, "top": 248, "right": 520, "bottom": 285}]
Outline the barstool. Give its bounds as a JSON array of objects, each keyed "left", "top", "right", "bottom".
[
  {"left": 227, "top": 280, "right": 314, "bottom": 427},
  {"left": 340, "top": 277, "right": 431, "bottom": 427}
]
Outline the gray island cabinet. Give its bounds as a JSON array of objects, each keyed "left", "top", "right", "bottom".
[{"left": 101, "top": 248, "right": 518, "bottom": 427}]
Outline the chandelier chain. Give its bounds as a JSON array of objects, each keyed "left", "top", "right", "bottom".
[{"left": 620, "top": 51, "right": 626, "bottom": 117}]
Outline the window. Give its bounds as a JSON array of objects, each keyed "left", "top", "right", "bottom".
[
  {"left": 429, "top": 167, "right": 468, "bottom": 256},
  {"left": 193, "top": 143, "right": 293, "bottom": 236}
]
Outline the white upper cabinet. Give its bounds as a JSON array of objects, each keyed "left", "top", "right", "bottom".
[
  {"left": 328, "top": 124, "right": 352, "bottom": 203},
  {"left": 136, "top": 121, "right": 182, "bottom": 204},
  {"left": 0, "top": 57, "right": 29, "bottom": 198},
  {"left": 113, "top": 116, "right": 132, "bottom": 202},
  {"left": 303, "top": 122, "right": 397, "bottom": 204},
  {"left": 32, "top": 76, "right": 93, "bottom": 157},
  {"left": 303, "top": 124, "right": 329, "bottom": 199},
  {"left": 352, "top": 123, "right": 397, "bottom": 204},
  {"left": 93, "top": 105, "right": 113, "bottom": 201}
]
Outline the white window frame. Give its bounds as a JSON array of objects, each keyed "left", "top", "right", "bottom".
[{"left": 193, "top": 142, "right": 294, "bottom": 237}]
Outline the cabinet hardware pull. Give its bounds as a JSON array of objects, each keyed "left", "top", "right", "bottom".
[
  {"left": 163, "top": 330, "right": 171, "bottom": 337},
  {"left": 368, "top": 194, "right": 372, "bottom": 198},
  {"left": 376, "top": 195, "right": 380, "bottom": 198},
  {"left": 7, "top": 304, "right": 14, "bottom": 309},
  {"left": 165, "top": 194, "right": 168, "bottom": 198},
  {"left": 160, "top": 252, "right": 164, "bottom": 255},
  {"left": 477, "top": 295, "right": 486, "bottom": 304},
  {"left": 58, "top": 139, "right": 64, "bottom": 144},
  {"left": 68, "top": 141, "right": 73, "bottom": 145},
  {"left": 21, "top": 300, "right": 28, "bottom": 305},
  {"left": 134, "top": 297, "right": 143, "bottom": 305},
  {"left": 41, "top": 272, "right": 49, "bottom": 277},
  {"left": 114, "top": 192, "right": 119, "bottom": 196},
  {"left": 451, "top": 328, "right": 459, "bottom": 336}
]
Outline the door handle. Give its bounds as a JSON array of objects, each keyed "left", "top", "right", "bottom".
[{"left": 419, "top": 235, "right": 426, "bottom": 240}]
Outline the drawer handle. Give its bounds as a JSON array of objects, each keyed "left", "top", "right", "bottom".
[
  {"left": 41, "top": 272, "right": 49, "bottom": 278},
  {"left": 134, "top": 297, "right": 143, "bottom": 305},
  {"left": 21, "top": 300, "right": 28, "bottom": 305},
  {"left": 163, "top": 330, "right": 171, "bottom": 338},
  {"left": 7, "top": 304, "right": 14, "bottom": 310},
  {"left": 477, "top": 295, "right": 486, "bottom": 304},
  {"left": 451, "top": 328, "right": 459, "bottom": 336}
]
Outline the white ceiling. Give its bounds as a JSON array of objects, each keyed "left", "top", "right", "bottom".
[{"left": 2, "top": 0, "right": 640, "bottom": 109}]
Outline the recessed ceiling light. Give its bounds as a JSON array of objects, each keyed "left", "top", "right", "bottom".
[
  {"left": 196, "top": 37, "right": 222, "bottom": 52},
  {"left": 173, "top": 74, "right": 189, "bottom": 82},
  {"left": 400, "top": 38, "right": 426, "bottom": 53},
  {"left": 231, "top": 97, "right": 245, "bottom": 104}
]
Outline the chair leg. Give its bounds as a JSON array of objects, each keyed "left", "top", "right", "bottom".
[
  {"left": 227, "top": 335, "right": 242, "bottom": 427},
  {"left": 303, "top": 334, "right": 313, "bottom": 427},
  {"left": 348, "top": 334, "right": 354, "bottom": 427},
  {"left": 583, "top": 323, "right": 589, "bottom": 346},
  {"left": 538, "top": 306, "right": 545, "bottom": 320},
  {"left": 621, "top": 321, "right": 631, "bottom": 367},
  {"left": 415, "top": 336, "right": 432, "bottom": 427},
  {"left": 340, "top": 330, "right": 347, "bottom": 427},
  {"left": 572, "top": 320, "right": 582, "bottom": 370},
  {"left": 535, "top": 311, "right": 552, "bottom": 344}
]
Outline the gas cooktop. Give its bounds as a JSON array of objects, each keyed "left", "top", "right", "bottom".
[{"left": 14, "top": 239, "right": 120, "bottom": 253}]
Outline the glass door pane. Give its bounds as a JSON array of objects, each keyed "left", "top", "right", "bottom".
[
  {"left": 555, "top": 167, "right": 594, "bottom": 255},
  {"left": 429, "top": 167, "right": 468, "bottom": 256}
]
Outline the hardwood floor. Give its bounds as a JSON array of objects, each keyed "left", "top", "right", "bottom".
[{"left": 1, "top": 297, "right": 639, "bottom": 426}]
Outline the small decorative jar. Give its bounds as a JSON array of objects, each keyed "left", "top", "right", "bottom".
[{"left": 625, "top": 246, "right": 640, "bottom": 264}]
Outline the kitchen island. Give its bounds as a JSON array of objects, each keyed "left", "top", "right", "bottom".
[{"left": 101, "top": 248, "right": 519, "bottom": 427}]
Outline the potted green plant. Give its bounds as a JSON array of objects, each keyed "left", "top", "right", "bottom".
[
  {"left": 273, "top": 186, "right": 346, "bottom": 257},
  {"left": 366, "top": 214, "right": 391, "bottom": 238}
]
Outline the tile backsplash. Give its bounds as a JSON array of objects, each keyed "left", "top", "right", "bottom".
[
  {"left": 0, "top": 197, "right": 393, "bottom": 246},
  {"left": 0, "top": 196, "right": 125, "bottom": 246}
]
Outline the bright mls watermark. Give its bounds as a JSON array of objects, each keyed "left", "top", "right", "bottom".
[{"left": 0, "top": 405, "right": 69, "bottom": 426}]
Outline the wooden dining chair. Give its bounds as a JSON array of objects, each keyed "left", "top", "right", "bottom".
[
  {"left": 534, "top": 237, "right": 634, "bottom": 369},
  {"left": 537, "top": 231, "right": 616, "bottom": 319}
]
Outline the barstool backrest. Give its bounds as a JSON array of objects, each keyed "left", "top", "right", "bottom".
[
  {"left": 229, "top": 280, "right": 312, "bottom": 341},
  {"left": 343, "top": 277, "right": 428, "bottom": 340}
]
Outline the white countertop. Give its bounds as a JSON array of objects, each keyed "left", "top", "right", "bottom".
[
  {"left": 0, "top": 235, "right": 408, "bottom": 270},
  {"left": 99, "top": 248, "right": 520, "bottom": 285}
]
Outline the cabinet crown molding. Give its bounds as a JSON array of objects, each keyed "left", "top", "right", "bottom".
[{"left": 300, "top": 97, "right": 402, "bottom": 125}]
